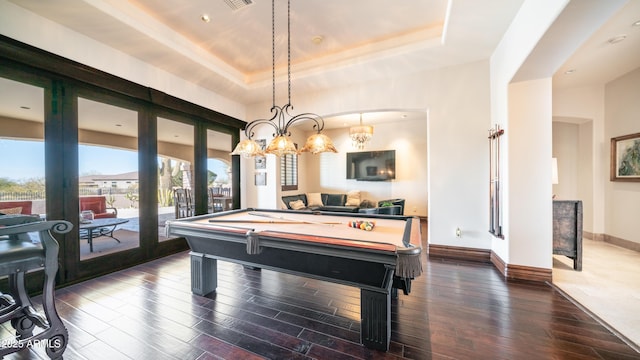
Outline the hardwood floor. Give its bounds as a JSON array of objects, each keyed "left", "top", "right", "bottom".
[{"left": 3, "top": 221, "right": 640, "bottom": 359}]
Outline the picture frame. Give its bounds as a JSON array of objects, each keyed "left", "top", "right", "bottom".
[
  {"left": 254, "top": 139, "right": 267, "bottom": 169},
  {"left": 255, "top": 172, "right": 266, "bottom": 186},
  {"left": 254, "top": 156, "right": 266, "bottom": 169},
  {"left": 610, "top": 132, "right": 640, "bottom": 182}
]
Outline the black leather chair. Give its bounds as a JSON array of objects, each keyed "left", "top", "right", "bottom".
[
  {"left": 377, "top": 205, "right": 403, "bottom": 215},
  {"left": 0, "top": 215, "right": 72, "bottom": 359},
  {"left": 377, "top": 199, "right": 405, "bottom": 215},
  {"left": 358, "top": 205, "right": 403, "bottom": 215}
]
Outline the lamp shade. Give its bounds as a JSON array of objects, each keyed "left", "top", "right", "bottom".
[
  {"left": 552, "top": 157, "right": 559, "bottom": 184},
  {"left": 265, "top": 135, "right": 298, "bottom": 156},
  {"left": 300, "top": 133, "right": 338, "bottom": 154},
  {"left": 231, "top": 139, "right": 264, "bottom": 158}
]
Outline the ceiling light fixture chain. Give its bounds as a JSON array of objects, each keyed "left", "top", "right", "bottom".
[
  {"left": 287, "top": 0, "right": 292, "bottom": 106},
  {"left": 231, "top": 0, "right": 337, "bottom": 157},
  {"left": 271, "top": 0, "right": 275, "bottom": 109}
]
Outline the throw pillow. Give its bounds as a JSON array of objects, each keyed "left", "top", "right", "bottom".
[
  {"left": 306, "top": 192, "right": 323, "bottom": 207},
  {"left": 289, "top": 199, "right": 306, "bottom": 210},
  {"left": 0, "top": 206, "right": 22, "bottom": 214},
  {"left": 345, "top": 190, "right": 361, "bottom": 206}
]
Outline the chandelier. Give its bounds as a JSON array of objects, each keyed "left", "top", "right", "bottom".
[
  {"left": 231, "top": 0, "right": 337, "bottom": 157},
  {"left": 349, "top": 113, "right": 374, "bottom": 150}
]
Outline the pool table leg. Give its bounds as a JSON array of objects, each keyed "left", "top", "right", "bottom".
[
  {"left": 360, "top": 288, "right": 391, "bottom": 351},
  {"left": 190, "top": 253, "right": 217, "bottom": 296}
]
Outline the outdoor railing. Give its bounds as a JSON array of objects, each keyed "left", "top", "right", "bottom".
[
  {"left": 0, "top": 188, "right": 138, "bottom": 201},
  {"left": 0, "top": 191, "right": 45, "bottom": 201},
  {"left": 79, "top": 187, "right": 136, "bottom": 196}
]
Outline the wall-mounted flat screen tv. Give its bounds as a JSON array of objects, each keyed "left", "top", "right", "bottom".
[{"left": 346, "top": 150, "right": 396, "bottom": 181}]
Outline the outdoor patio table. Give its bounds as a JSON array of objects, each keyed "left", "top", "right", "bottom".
[{"left": 79, "top": 217, "right": 129, "bottom": 252}]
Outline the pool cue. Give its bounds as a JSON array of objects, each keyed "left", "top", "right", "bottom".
[
  {"left": 208, "top": 219, "right": 340, "bottom": 224},
  {"left": 247, "top": 211, "right": 340, "bottom": 225},
  {"left": 203, "top": 222, "right": 253, "bottom": 231}
]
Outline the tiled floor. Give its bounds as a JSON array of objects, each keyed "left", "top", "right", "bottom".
[{"left": 553, "top": 237, "right": 640, "bottom": 351}]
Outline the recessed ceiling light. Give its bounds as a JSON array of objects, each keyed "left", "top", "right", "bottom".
[
  {"left": 607, "top": 34, "right": 627, "bottom": 44},
  {"left": 564, "top": 69, "right": 576, "bottom": 75},
  {"left": 115, "top": 124, "right": 122, "bottom": 127},
  {"left": 311, "top": 35, "right": 323, "bottom": 45},
  {"left": 201, "top": 14, "right": 210, "bottom": 23},
  {"left": 20, "top": 106, "right": 30, "bottom": 110},
  {"left": 632, "top": 20, "right": 640, "bottom": 27}
]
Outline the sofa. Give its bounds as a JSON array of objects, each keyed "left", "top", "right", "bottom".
[{"left": 282, "top": 193, "right": 360, "bottom": 213}]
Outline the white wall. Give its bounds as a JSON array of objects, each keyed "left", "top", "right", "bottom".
[
  {"left": 507, "top": 79, "right": 554, "bottom": 269},
  {"left": 427, "top": 62, "right": 491, "bottom": 248},
  {"left": 551, "top": 120, "right": 594, "bottom": 233},
  {"left": 553, "top": 122, "right": 579, "bottom": 200},
  {"left": 489, "top": 0, "right": 568, "bottom": 267},
  {"left": 604, "top": 67, "right": 640, "bottom": 245},
  {"left": 577, "top": 121, "right": 594, "bottom": 233},
  {"left": 552, "top": 86, "right": 605, "bottom": 235}
]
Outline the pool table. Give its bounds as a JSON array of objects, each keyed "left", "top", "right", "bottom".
[{"left": 165, "top": 208, "right": 422, "bottom": 350}]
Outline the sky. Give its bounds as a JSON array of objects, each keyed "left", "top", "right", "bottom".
[{"left": 0, "top": 139, "right": 229, "bottom": 183}]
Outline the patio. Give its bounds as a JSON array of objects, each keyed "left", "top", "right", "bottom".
[{"left": 79, "top": 208, "right": 175, "bottom": 260}]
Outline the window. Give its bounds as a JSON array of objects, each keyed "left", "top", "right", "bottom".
[
  {"left": 281, "top": 152, "right": 298, "bottom": 191},
  {"left": 78, "top": 97, "right": 140, "bottom": 260}
]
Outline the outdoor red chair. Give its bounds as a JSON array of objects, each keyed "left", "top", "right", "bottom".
[
  {"left": 79, "top": 196, "right": 117, "bottom": 219},
  {"left": 0, "top": 201, "right": 33, "bottom": 215}
]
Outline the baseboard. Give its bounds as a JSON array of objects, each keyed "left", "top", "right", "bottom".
[
  {"left": 490, "top": 251, "right": 506, "bottom": 276},
  {"left": 428, "top": 244, "right": 553, "bottom": 283},
  {"left": 584, "top": 231, "right": 605, "bottom": 242},
  {"left": 490, "top": 252, "right": 552, "bottom": 283},
  {"left": 604, "top": 234, "right": 640, "bottom": 253},
  {"left": 582, "top": 231, "right": 639, "bottom": 252},
  {"left": 427, "top": 244, "right": 491, "bottom": 263}
]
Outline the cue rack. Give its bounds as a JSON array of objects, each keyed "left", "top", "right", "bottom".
[{"left": 488, "top": 124, "right": 504, "bottom": 238}]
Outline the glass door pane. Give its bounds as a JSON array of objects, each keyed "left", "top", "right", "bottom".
[
  {"left": 78, "top": 97, "right": 140, "bottom": 259},
  {"left": 157, "top": 117, "right": 194, "bottom": 241},
  {"left": 0, "top": 77, "right": 45, "bottom": 218},
  {"left": 207, "top": 129, "right": 233, "bottom": 212}
]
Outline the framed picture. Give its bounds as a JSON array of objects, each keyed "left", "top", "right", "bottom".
[
  {"left": 610, "top": 132, "right": 640, "bottom": 182},
  {"left": 255, "top": 172, "right": 266, "bottom": 186},
  {"left": 255, "top": 155, "right": 266, "bottom": 169},
  {"left": 254, "top": 138, "right": 267, "bottom": 169}
]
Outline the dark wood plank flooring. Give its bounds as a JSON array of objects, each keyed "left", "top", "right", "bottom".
[{"left": 3, "top": 221, "right": 640, "bottom": 359}]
